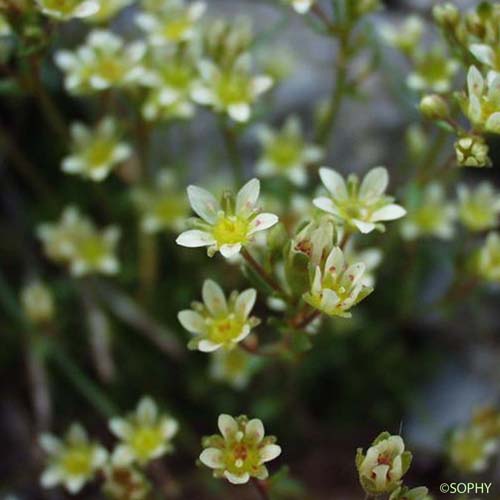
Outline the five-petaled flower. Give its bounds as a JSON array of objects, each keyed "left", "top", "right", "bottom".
[
  {"left": 192, "top": 55, "right": 273, "bottom": 122},
  {"left": 303, "top": 246, "right": 373, "bottom": 318},
  {"left": 460, "top": 66, "right": 500, "bottom": 134},
  {"left": 37, "top": 206, "right": 120, "bottom": 276},
  {"left": 36, "top": 0, "right": 99, "bottom": 20},
  {"left": 178, "top": 279, "right": 259, "bottom": 352},
  {"left": 199, "top": 414, "right": 281, "bottom": 484},
  {"left": 314, "top": 166, "right": 406, "bottom": 234},
  {"left": 62, "top": 117, "right": 132, "bottom": 182},
  {"left": 457, "top": 182, "right": 500, "bottom": 232},
  {"left": 40, "top": 423, "right": 108, "bottom": 494},
  {"left": 475, "top": 231, "right": 500, "bottom": 283},
  {"left": 109, "top": 396, "right": 179, "bottom": 466},
  {"left": 356, "top": 432, "right": 412, "bottom": 495},
  {"left": 256, "top": 116, "right": 323, "bottom": 187},
  {"left": 176, "top": 178, "right": 279, "bottom": 258}
]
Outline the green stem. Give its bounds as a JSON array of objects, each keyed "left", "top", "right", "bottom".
[
  {"left": 241, "top": 247, "right": 284, "bottom": 296},
  {"left": 220, "top": 116, "right": 244, "bottom": 185},
  {"left": 316, "top": 35, "right": 349, "bottom": 146}
]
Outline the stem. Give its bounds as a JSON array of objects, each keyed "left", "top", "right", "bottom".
[
  {"left": 316, "top": 34, "right": 349, "bottom": 146},
  {"left": 251, "top": 478, "right": 270, "bottom": 500},
  {"left": 220, "top": 116, "right": 244, "bottom": 185},
  {"left": 310, "top": 3, "right": 337, "bottom": 32},
  {"left": 290, "top": 308, "right": 321, "bottom": 330},
  {"left": 241, "top": 247, "right": 284, "bottom": 296}
]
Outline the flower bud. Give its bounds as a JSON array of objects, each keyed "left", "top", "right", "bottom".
[
  {"left": 21, "top": 281, "right": 54, "bottom": 325},
  {"left": 433, "top": 3, "right": 460, "bottom": 27},
  {"left": 455, "top": 135, "right": 491, "bottom": 168},
  {"left": 419, "top": 94, "right": 450, "bottom": 120}
]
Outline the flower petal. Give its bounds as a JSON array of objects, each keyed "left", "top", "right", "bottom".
[
  {"left": 319, "top": 167, "right": 348, "bottom": 200},
  {"left": 313, "top": 196, "right": 341, "bottom": 216},
  {"left": 198, "top": 339, "right": 222, "bottom": 352},
  {"left": 109, "top": 418, "right": 132, "bottom": 439},
  {"left": 178, "top": 310, "right": 206, "bottom": 334},
  {"left": 187, "top": 185, "right": 220, "bottom": 224},
  {"left": 202, "top": 280, "right": 228, "bottom": 316},
  {"left": 199, "top": 448, "right": 224, "bottom": 469},
  {"left": 137, "top": 396, "right": 157, "bottom": 424},
  {"left": 259, "top": 444, "right": 281, "bottom": 463},
  {"left": 176, "top": 230, "right": 215, "bottom": 248},
  {"left": 218, "top": 414, "right": 238, "bottom": 440},
  {"left": 234, "top": 289, "right": 256, "bottom": 318},
  {"left": 245, "top": 419, "right": 264, "bottom": 443},
  {"left": 371, "top": 204, "right": 406, "bottom": 221},
  {"left": 359, "top": 167, "right": 388, "bottom": 203},
  {"left": 352, "top": 219, "right": 376, "bottom": 234},
  {"left": 248, "top": 213, "right": 279, "bottom": 234},
  {"left": 220, "top": 243, "right": 242, "bottom": 258},
  {"left": 236, "top": 178, "right": 260, "bottom": 216},
  {"left": 224, "top": 471, "right": 250, "bottom": 484}
]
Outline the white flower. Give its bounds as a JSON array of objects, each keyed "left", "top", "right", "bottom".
[
  {"left": 457, "top": 182, "right": 500, "bottom": 232},
  {"left": 37, "top": 206, "right": 120, "bottom": 276},
  {"left": 40, "top": 423, "right": 107, "bottom": 493},
  {"left": 256, "top": 116, "right": 323, "bottom": 186},
  {"left": 192, "top": 55, "right": 273, "bottom": 122},
  {"left": 62, "top": 118, "right": 131, "bottom": 182},
  {"left": 449, "top": 426, "right": 498, "bottom": 473},
  {"left": 133, "top": 170, "right": 189, "bottom": 233},
  {"left": 135, "top": 2, "right": 206, "bottom": 46},
  {"left": 86, "top": 0, "right": 133, "bottom": 23},
  {"left": 109, "top": 396, "right": 178, "bottom": 466},
  {"left": 401, "top": 183, "right": 456, "bottom": 240},
  {"left": 314, "top": 166, "right": 406, "bottom": 234},
  {"left": 176, "top": 178, "right": 279, "bottom": 258},
  {"left": 200, "top": 414, "right": 281, "bottom": 485},
  {"left": 55, "top": 30, "right": 146, "bottom": 94},
  {"left": 461, "top": 66, "right": 500, "bottom": 134},
  {"left": 286, "top": 0, "right": 314, "bottom": 14},
  {"left": 209, "top": 348, "right": 255, "bottom": 389},
  {"left": 303, "top": 246, "right": 373, "bottom": 318},
  {"left": 470, "top": 43, "right": 500, "bottom": 72},
  {"left": 36, "top": 0, "right": 100, "bottom": 20},
  {"left": 476, "top": 231, "right": 500, "bottom": 283},
  {"left": 379, "top": 15, "right": 423, "bottom": 54},
  {"left": 356, "top": 433, "right": 412, "bottom": 495},
  {"left": 178, "top": 279, "right": 259, "bottom": 352}
]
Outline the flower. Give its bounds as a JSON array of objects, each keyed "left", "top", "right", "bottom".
[
  {"left": 178, "top": 279, "right": 259, "bottom": 352},
  {"left": 407, "top": 46, "right": 459, "bottom": 93},
  {"left": 455, "top": 135, "right": 491, "bottom": 167},
  {"left": 356, "top": 432, "right": 412, "bottom": 495},
  {"left": 135, "top": 1, "right": 206, "bottom": 46},
  {"left": 343, "top": 242, "right": 383, "bottom": 288},
  {"left": 103, "top": 462, "right": 150, "bottom": 500},
  {"left": 86, "top": 0, "right": 133, "bottom": 23},
  {"left": 449, "top": 426, "right": 498, "bottom": 473},
  {"left": 109, "top": 396, "right": 178, "bottom": 466},
  {"left": 141, "top": 47, "right": 200, "bottom": 122},
  {"left": 192, "top": 55, "right": 273, "bottom": 122},
  {"left": 55, "top": 30, "right": 146, "bottom": 94},
  {"left": 37, "top": 206, "right": 120, "bottom": 276},
  {"left": 133, "top": 170, "right": 189, "bottom": 233},
  {"left": 401, "top": 184, "right": 456, "bottom": 240},
  {"left": 35, "top": 0, "right": 99, "bottom": 20},
  {"left": 199, "top": 414, "right": 281, "bottom": 484},
  {"left": 62, "top": 118, "right": 131, "bottom": 182},
  {"left": 286, "top": 0, "right": 314, "bottom": 14},
  {"left": 209, "top": 348, "right": 256, "bottom": 389},
  {"left": 40, "top": 423, "right": 108, "bottom": 493},
  {"left": 303, "top": 246, "right": 372, "bottom": 318},
  {"left": 470, "top": 43, "right": 500, "bottom": 72},
  {"left": 20, "top": 281, "right": 55, "bottom": 325},
  {"left": 176, "top": 178, "right": 279, "bottom": 258},
  {"left": 314, "top": 166, "right": 406, "bottom": 234},
  {"left": 256, "top": 116, "right": 323, "bottom": 186},
  {"left": 460, "top": 66, "right": 500, "bottom": 134},
  {"left": 379, "top": 15, "right": 423, "bottom": 55},
  {"left": 475, "top": 231, "right": 500, "bottom": 282},
  {"left": 457, "top": 182, "right": 500, "bottom": 232}
]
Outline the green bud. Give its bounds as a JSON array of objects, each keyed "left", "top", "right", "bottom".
[
  {"left": 455, "top": 135, "right": 491, "bottom": 168},
  {"left": 433, "top": 3, "right": 460, "bottom": 27},
  {"left": 21, "top": 281, "right": 55, "bottom": 325},
  {"left": 419, "top": 94, "right": 450, "bottom": 120}
]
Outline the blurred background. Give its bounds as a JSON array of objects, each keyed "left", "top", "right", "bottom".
[{"left": 0, "top": 0, "right": 499, "bottom": 498}]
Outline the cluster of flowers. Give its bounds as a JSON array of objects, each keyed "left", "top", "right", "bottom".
[
  {"left": 40, "top": 397, "right": 281, "bottom": 495},
  {"left": 383, "top": 2, "right": 500, "bottom": 169},
  {"left": 448, "top": 406, "right": 500, "bottom": 474}
]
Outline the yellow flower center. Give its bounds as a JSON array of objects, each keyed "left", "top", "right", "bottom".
[
  {"left": 44, "top": 0, "right": 81, "bottom": 14},
  {"left": 130, "top": 426, "right": 164, "bottom": 460},
  {"left": 85, "top": 139, "right": 116, "bottom": 168},
  {"left": 94, "top": 58, "right": 127, "bottom": 84},
  {"left": 216, "top": 73, "right": 251, "bottom": 105},
  {"left": 268, "top": 138, "right": 302, "bottom": 168},
  {"left": 162, "top": 17, "right": 192, "bottom": 41},
  {"left": 212, "top": 216, "right": 249, "bottom": 246},
  {"left": 61, "top": 446, "right": 94, "bottom": 476},
  {"left": 208, "top": 315, "right": 244, "bottom": 344},
  {"left": 223, "top": 441, "right": 262, "bottom": 475},
  {"left": 79, "top": 235, "right": 108, "bottom": 265}
]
